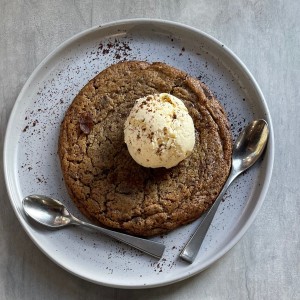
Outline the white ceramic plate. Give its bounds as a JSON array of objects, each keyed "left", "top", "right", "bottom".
[{"left": 4, "top": 19, "right": 274, "bottom": 288}]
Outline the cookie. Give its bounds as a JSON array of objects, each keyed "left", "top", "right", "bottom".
[{"left": 58, "top": 61, "right": 232, "bottom": 236}]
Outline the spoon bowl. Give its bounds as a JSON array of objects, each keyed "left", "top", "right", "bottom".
[
  {"left": 232, "top": 119, "right": 269, "bottom": 175},
  {"left": 180, "top": 119, "right": 269, "bottom": 263},
  {"left": 23, "top": 195, "right": 72, "bottom": 227}
]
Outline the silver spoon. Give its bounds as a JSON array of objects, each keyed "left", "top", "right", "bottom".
[
  {"left": 180, "top": 119, "right": 269, "bottom": 263},
  {"left": 23, "top": 194, "right": 165, "bottom": 259}
]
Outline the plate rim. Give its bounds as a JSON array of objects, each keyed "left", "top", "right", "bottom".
[{"left": 3, "top": 18, "right": 274, "bottom": 288}]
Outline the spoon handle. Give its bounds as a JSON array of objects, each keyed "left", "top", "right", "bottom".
[
  {"left": 71, "top": 218, "right": 165, "bottom": 259},
  {"left": 179, "top": 174, "right": 235, "bottom": 263}
]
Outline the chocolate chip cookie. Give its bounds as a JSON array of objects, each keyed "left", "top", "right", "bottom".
[{"left": 58, "top": 61, "right": 232, "bottom": 236}]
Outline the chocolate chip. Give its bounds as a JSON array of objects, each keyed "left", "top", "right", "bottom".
[{"left": 79, "top": 112, "right": 94, "bottom": 134}]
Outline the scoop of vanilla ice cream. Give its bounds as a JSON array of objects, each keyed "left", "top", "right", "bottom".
[{"left": 124, "top": 93, "right": 195, "bottom": 168}]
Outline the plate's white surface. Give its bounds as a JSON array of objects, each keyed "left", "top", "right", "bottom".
[{"left": 4, "top": 19, "right": 274, "bottom": 288}]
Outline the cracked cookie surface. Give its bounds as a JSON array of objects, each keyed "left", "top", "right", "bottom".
[{"left": 58, "top": 61, "right": 232, "bottom": 236}]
